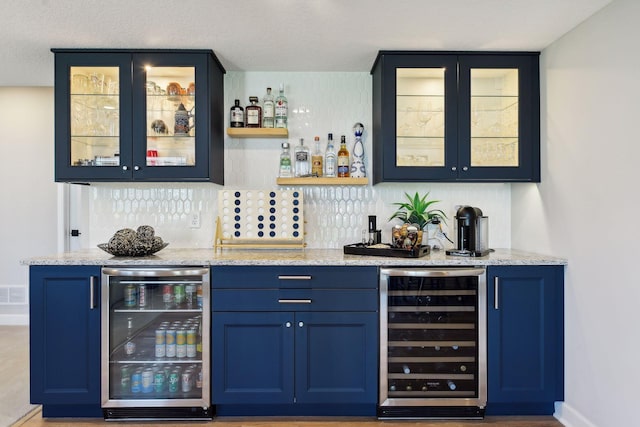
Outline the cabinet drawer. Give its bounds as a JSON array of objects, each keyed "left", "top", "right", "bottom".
[
  {"left": 212, "top": 288, "right": 378, "bottom": 312},
  {"left": 211, "top": 266, "right": 378, "bottom": 289}
]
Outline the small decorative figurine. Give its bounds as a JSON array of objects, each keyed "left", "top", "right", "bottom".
[
  {"left": 174, "top": 103, "right": 195, "bottom": 135},
  {"left": 350, "top": 122, "right": 366, "bottom": 178}
]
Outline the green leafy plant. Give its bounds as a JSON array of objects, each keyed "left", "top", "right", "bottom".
[{"left": 389, "top": 191, "right": 447, "bottom": 230}]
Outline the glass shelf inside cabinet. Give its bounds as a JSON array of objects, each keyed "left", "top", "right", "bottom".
[
  {"left": 470, "top": 68, "right": 519, "bottom": 167},
  {"left": 396, "top": 68, "right": 446, "bottom": 167},
  {"left": 70, "top": 66, "right": 121, "bottom": 167},
  {"left": 145, "top": 66, "right": 196, "bottom": 167}
]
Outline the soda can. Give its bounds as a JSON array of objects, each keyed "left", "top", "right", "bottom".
[
  {"left": 165, "top": 329, "right": 176, "bottom": 358},
  {"left": 174, "top": 284, "right": 185, "bottom": 305},
  {"left": 176, "top": 329, "right": 187, "bottom": 358},
  {"left": 141, "top": 369, "right": 154, "bottom": 393},
  {"left": 131, "top": 371, "right": 142, "bottom": 393},
  {"left": 138, "top": 284, "right": 146, "bottom": 308},
  {"left": 124, "top": 284, "right": 136, "bottom": 307},
  {"left": 162, "top": 284, "right": 173, "bottom": 305},
  {"left": 120, "top": 365, "right": 131, "bottom": 393},
  {"left": 186, "top": 329, "right": 197, "bottom": 358},
  {"left": 185, "top": 284, "right": 195, "bottom": 306},
  {"left": 168, "top": 372, "right": 179, "bottom": 393},
  {"left": 155, "top": 329, "right": 166, "bottom": 358},
  {"left": 196, "top": 285, "right": 203, "bottom": 308},
  {"left": 181, "top": 370, "right": 193, "bottom": 393},
  {"left": 154, "top": 372, "right": 165, "bottom": 393}
]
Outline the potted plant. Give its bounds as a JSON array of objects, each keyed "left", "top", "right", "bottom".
[{"left": 389, "top": 192, "right": 447, "bottom": 248}]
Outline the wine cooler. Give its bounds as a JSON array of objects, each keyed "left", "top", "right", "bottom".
[
  {"left": 101, "top": 267, "right": 212, "bottom": 420},
  {"left": 378, "top": 267, "right": 487, "bottom": 419}
]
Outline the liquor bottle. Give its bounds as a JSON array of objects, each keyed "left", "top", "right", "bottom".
[
  {"left": 279, "top": 141, "right": 292, "bottom": 178},
  {"left": 124, "top": 317, "right": 136, "bottom": 357},
  {"left": 324, "top": 133, "right": 337, "bottom": 177},
  {"left": 294, "top": 138, "right": 310, "bottom": 177},
  {"left": 230, "top": 99, "right": 244, "bottom": 127},
  {"left": 337, "top": 135, "right": 350, "bottom": 177},
  {"left": 245, "top": 96, "right": 262, "bottom": 128},
  {"left": 275, "top": 83, "right": 288, "bottom": 128},
  {"left": 311, "top": 136, "right": 323, "bottom": 177},
  {"left": 262, "top": 87, "right": 275, "bottom": 128},
  {"left": 350, "top": 122, "right": 366, "bottom": 177}
]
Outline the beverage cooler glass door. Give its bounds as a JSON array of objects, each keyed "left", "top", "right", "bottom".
[
  {"left": 101, "top": 267, "right": 210, "bottom": 412},
  {"left": 70, "top": 66, "right": 121, "bottom": 167},
  {"left": 145, "top": 66, "right": 196, "bottom": 167},
  {"left": 379, "top": 267, "right": 487, "bottom": 413}
]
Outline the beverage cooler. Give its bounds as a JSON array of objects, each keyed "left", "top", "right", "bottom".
[{"left": 101, "top": 267, "right": 212, "bottom": 420}]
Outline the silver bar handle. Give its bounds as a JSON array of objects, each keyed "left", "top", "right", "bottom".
[
  {"left": 278, "top": 275, "right": 312, "bottom": 280},
  {"left": 278, "top": 299, "right": 312, "bottom": 304},
  {"left": 494, "top": 276, "right": 499, "bottom": 310},
  {"left": 89, "top": 276, "right": 96, "bottom": 310}
]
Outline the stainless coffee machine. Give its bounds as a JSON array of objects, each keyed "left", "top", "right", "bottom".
[{"left": 446, "top": 206, "right": 490, "bottom": 257}]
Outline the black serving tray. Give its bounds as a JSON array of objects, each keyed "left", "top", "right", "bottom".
[{"left": 343, "top": 243, "right": 430, "bottom": 258}]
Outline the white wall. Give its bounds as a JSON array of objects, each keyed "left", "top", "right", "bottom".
[
  {"left": 512, "top": 0, "right": 640, "bottom": 425},
  {"left": 0, "top": 88, "right": 58, "bottom": 324}
]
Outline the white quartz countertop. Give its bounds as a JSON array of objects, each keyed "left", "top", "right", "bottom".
[{"left": 21, "top": 247, "right": 567, "bottom": 266}]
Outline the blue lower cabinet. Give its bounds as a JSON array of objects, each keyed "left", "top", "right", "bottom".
[
  {"left": 486, "top": 265, "right": 564, "bottom": 415},
  {"left": 29, "top": 265, "right": 102, "bottom": 417}
]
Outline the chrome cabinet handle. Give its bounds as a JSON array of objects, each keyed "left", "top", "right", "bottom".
[
  {"left": 285, "top": 322, "right": 292, "bottom": 328},
  {"left": 463, "top": 166, "right": 469, "bottom": 171},
  {"left": 134, "top": 165, "right": 140, "bottom": 171},
  {"left": 298, "top": 321, "right": 304, "bottom": 328},
  {"left": 278, "top": 299, "right": 312, "bottom": 304},
  {"left": 277, "top": 275, "right": 312, "bottom": 280},
  {"left": 494, "top": 276, "right": 499, "bottom": 310},
  {"left": 89, "top": 276, "right": 96, "bottom": 310},
  {"left": 122, "top": 166, "right": 129, "bottom": 171},
  {"left": 451, "top": 166, "right": 457, "bottom": 171}
]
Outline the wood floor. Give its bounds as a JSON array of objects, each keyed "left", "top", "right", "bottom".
[{"left": 15, "top": 407, "right": 563, "bottom": 427}]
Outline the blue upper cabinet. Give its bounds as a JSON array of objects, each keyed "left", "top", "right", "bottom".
[
  {"left": 371, "top": 51, "right": 540, "bottom": 183},
  {"left": 486, "top": 265, "right": 564, "bottom": 415},
  {"left": 29, "top": 265, "right": 103, "bottom": 417},
  {"left": 53, "top": 49, "right": 225, "bottom": 183}
]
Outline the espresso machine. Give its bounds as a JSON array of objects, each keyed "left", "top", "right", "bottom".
[{"left": 446, "top": 206, "right": 490, "bottom": 257}]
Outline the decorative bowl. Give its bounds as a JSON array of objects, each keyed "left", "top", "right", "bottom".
[{"left": 97, "top": 242, "right": 169, "bottom": 257}]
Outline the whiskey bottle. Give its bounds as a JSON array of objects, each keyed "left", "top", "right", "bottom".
[
  {"left": 337, "top": 135, "right": 350, "bottom": 177},
  {"left": 245, "top": 96, "right": 262, "bottom": 128},
  {"left": 324, "top": 133, "right": 337, "bottom": 177},
  {"left": 294, "top": 138, "right": 310, "bottom": 177},
  {"left": 230, "top": 99, "right": 244, "bottom": 128},
  {"left": 262, "top": 87, "right": 275, "bottom": 128},
  {"left": 275, "top": 83, "right": 288, "bottom": 128},
  {"left": 311, "top": 136, "right": 323, "bottom": 177}
]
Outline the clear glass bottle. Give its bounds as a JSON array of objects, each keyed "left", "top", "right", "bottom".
[
  {"left": 294, "top": 138, "right": 310, "bottom": 177},
  {"left": 311, "top": 136, "right": 323, "bottom": 177},
  {"left": 324, "top": 133, "right": 337, "bottom": 177},
  {"left": 124, "top": 317, "right": 136, "bottom": 357},
  {"left": 337, "top": 135, "right": 350, "bottom": 177},
  {"left": 230, "top": 99, "right": 244, "bottom": 128},
  {"left": 262, "top": 87, "right": 275, "bottom": 128},
  {"left": 245, "top": 96, "right": 262, "bottom": 128},
  {"left": 279, "top": 141, "right": 292, "bottom": 178},
  {"left": 275, "top": 83, "right": 288, "bottom": 128}
]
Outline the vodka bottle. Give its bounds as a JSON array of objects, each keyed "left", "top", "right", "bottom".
[
  {"left": 279, "top": 141, "right": 292, "bottom": 178},
  {"left": 324, "top": 133, "right": 337, "bottom": 177},
  {"left": 245, "top": 96, "right": 262, "bottom": 128},
  {"left": 311, "top": 136, "right": 323, "bottom": 177},
  {"left": 294, "top": 138, "right": 310, "bottom": 177},
  {"left": 262, "top": 87, "right": 275, "bottom": 128},
  {"left": 275, "top": 83, "right": 288, "bottom": 128},
  {"left": 230, "top": 99, "right": 244, "bottom": 127},
  {"left": 337, "top": 135, "right": 350, "bottom": 177}
]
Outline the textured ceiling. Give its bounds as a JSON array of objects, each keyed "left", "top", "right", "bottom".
[{"left": 0, "top": 0, "right": 612, "bottom": 86}]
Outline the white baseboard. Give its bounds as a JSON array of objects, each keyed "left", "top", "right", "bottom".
[
  {"left": 0, "top": 314, "right": 29, "bottom": 325},
  {"left": 555, "top": 402, "right": 598, "bottom": 427}
]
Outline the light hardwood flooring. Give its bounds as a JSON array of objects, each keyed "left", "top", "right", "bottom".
[
  {"left": 0, "top": 325, "right": 37, "bottom": 427},
  {"left": 15, "top": 408, "right": 563, "bottom": 427}
]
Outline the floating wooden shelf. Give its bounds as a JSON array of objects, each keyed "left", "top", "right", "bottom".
[
  {"left": 227, "top": 128, "right": 289, "bottom": 138},
  {"left": 276, "top": 177, "right": 369, "bottom": 186}
]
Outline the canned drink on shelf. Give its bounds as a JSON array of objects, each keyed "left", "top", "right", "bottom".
[
  {"left": 176, "top": 329, "right": 187, "bottom": 358},
  {"left": 185, "top": 284, "right": 195, "bottom": 306},
  {"left": 124, "top": 284, "right": 136, "bottom": 307},
  {"left": 196, "top": 369, "right": 203, "bottom": 389},
  {"left": 131, "top": 371, "right": 142, "bottom": 393},
  {"left": 138, "top": 284, "right": 146, "bottom": 308},
  {"left": 162, "top": 284, "right": 173, "bottom": 305},
  {"left": 155, "top": 329, "right": 166, "bottom": 358},
  {"left": 174, "top": 284, "right": 185, "bottom": 305},
  {"left": 168, "top": 371, "right": 180, "bottom": 393},
  {"left": 181, "top": 370, "right": 193, "bottom": 392},
  {"left": 154, "top": 372, "right": 165, "bottom": 393},
  {"left": 196, "top": 284, "right": 203, "bottom": 308},
  {"left": 120, "top": 365, "right": 131, "bottom": 393},
  {"left": 186, "top": 329, "right": 197, "bottom": 358},
  {"left": 165, "top": 329, "right": 177, "bottom": 357},
  {"left": 141, "top": 369, "right": 154, "bottom": 393}
]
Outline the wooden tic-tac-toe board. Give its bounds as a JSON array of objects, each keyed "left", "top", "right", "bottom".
[{"left": 214, "top": 189, "right": 305, "bottom": 249}]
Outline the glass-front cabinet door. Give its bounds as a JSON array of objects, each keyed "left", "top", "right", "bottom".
[
  {"left": 53, "top": 49, "right": 225, "bottom": 183},
  {"left": 371, "top": 51, "right": 539, "bottom": 183}
]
